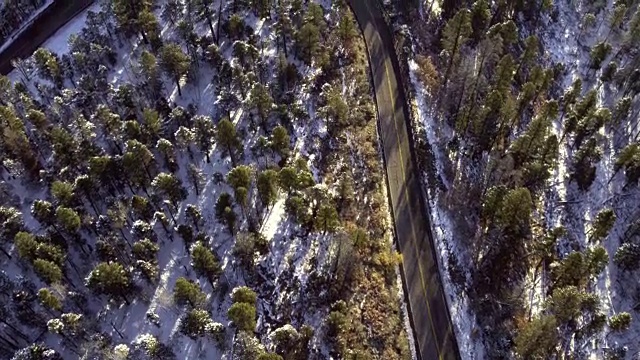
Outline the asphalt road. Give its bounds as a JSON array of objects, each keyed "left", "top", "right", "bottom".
[
  {"left": 0, "top": 0, "right": 94, "bottom": 75},
  {"left": 347, "top": 1, "right": 460, "bottom": 360}
]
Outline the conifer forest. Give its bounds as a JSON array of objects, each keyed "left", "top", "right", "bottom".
[{"left": 2, "top": 0, "right": 640, "bottom": 359}]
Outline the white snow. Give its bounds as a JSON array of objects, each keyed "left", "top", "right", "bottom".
[{"left": 408, "top": 59, "right": 484, "bottom": 360}]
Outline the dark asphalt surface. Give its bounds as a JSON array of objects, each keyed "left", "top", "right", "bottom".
[
  {"left": 0, "top": 0, "right": 94, "bottom": 75},
  {"left": 348, "top": 1, "right": 460, "bottom": 359}
]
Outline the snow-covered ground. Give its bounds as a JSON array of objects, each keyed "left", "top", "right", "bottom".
[
  {"left": 542, "top": 0, "right": 640, "bottom": 357},
  {"left": 0, "top": 0, "right": 54, "bottom": 53},
  {"left": 402, "top": 0, "right": 640, "bottom": 358},
  {"left": 408, "top": 59, "right": 484, "bottom": 360},
  {"left": 2, "top": 0, "right": 410, "bottom": 358}
]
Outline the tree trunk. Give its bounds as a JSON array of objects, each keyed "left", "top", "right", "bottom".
[
  {"left": 121, "top": 292, "right": 131, "bottom": 305},
  {"left": 176, "top": 78, "right": 182, "bottom": 96},
  {"left": 207, "top": 16, "right": 217, "bottom": 44},
  {"left": 140, "top": 31, "right": 149, "bottom": 44},
  {"left": 0, "top": 246, "right": 11, "bottom": 259},
  {"left": 217, "top": 0, "right": 222, "bottom": 46}
]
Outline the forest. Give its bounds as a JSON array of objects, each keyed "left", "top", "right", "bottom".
[
  {"left": 395, "top": 0, "right": 640, "bottom": 358},
  {"left": 0, "top": 0, "right": 411, "bottom": 359}
]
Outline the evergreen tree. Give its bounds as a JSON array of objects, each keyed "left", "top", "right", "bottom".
[
  {"left": 227, "top": 165, "right": 253, "bottom": 208},
  {"left": 181, "top": 308, "right": 223, "bottom": 339},
  {"left": 614, "top": 243, "right": 640, "bottom": 270},
  {"left": 216, "top": 117, "right": 241, "bottom": 165},
  {"left": 590, "top": 209, "right": 616, "bottom": 242},
  {"left": 33, "top": 259, "right": 62, "bottom": 284},
  {"left": 185, "top": 204, "right": 203, "bottom": 231},
  {"left": 174, "top": 277, "right": 206, "bottom": 308},
  {"left": 192, "top": 115, "right": 216, "bottom": 162},
  {"left": 161, "top": 0, "right": 183, "bottom": 25},
  {"left": 514, "top": 315, "right": 558, "bottom": 359},
  {"left": 215, "top": 193, "right": 237, "bottom": 234},
  {"left": 113, "top": 0, "right": 153, "bottom": 41},
  {"left": 270, "top": 125, "right": 290, "bottom": 159},
  {"left": 295, "top": 22, "right": 321, "bottom": 65},
  {"left": 231, "top": 286, "right": 257, "bottom": 305},
  {"left": 160, "top": 44, "right": 191, "bottom": 96},
  {"left": 55, "top": 207, "right": 81, "bottom": 233},
  {"left": 590, "top": 42, "right": 612, "bottom": 70},
  {"left": 257, "top": 170, "right": 279, "bottom": 208},
  {"left": 152, "top": 173, "right": 187, "bottom": 207},
  {"left": 191, "top": 242, "right": 222, "bottom": 286},
  {"left": 315, "top": 203, "right": 340, "bottom": 234},
  {"left": 250, "top": 84, "right": 273, "bottom": 130},
  {"left": 441, "top": 9, "right": 472, "bottom": 90},
  {"left": 470, "top": 0, "right": 490, "bottom": 41},
  {"left": 132, "top": 239, "right": 159, "bottom": 262},
  {"left": 194, "top": 0, "right": 218, "bottom": 41},
  {"left": 228, "top": 302, "right": 256, "bottom": 332},
  {"left": 609, "top": 312, "right": 632, "bottom": 332},
  {"left": 37, "top": 288, "right": 62, "bottom": 312},
  {"left": 86, "top": 262, "right": 132, "bottom": 304}
]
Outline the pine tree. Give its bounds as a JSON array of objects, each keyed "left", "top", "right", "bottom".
[
  {"left": 514, "top": 315, "right": 558, "bottom": 359},
  {"left": 174, "top": 277, "right": 206, "bottom": 308},
  {"left": 55, "top": 207, "right": 81, "bottom": 233},
  {"left": 161, "top": 0, "right": 183, "bottom": 25},
  {"left": 231, "top": 286, "right": 257, "bottom": 305},
  {"left": 38, "top": 288, "right": 62, "bottom": 312},
  {"left": 614, "top": 142, "right": 640, "bottom": 184},
  {"left": 216, "top": 117, "right": 241, "bottom": 165},
  {"left": 590, "top": 209, "right": 616, "bottom": 242},
  {"left": 191, "top": 242, "right": 222, "bottom": 286},
  {"left": 295, "top": 22, "right": 321, "bottom": 65},
  {"left": 227, "top": 165, "right": 253, "bottom": 208},
  {"left": 152, "top": 173, "right": 187, "bottom": 208},
  {"left": 160, "top": 43, "right": 191, "bottom": 96},
  {"left": 194, "top": 0, "right": 218, "bottom": 42},
  {"left": 192, "top": 115, "right": 215, "bottom": 162},
  {"left": 315, "top": 203, "right": 340, "bottom": 234},
  {"left": 181, "top": 308, "right": 223, "bottom": 339},
  {"left": 470, "top": 0, "right": 490, "bottom": 41},
  {"left": 250, "top": 84, "right": 273, "bottom": 130},
  {"left": 123, "top": 139, "right": 156, "bottom": 190},
  {"left": 185, "top": 204, "right": 203, "bottom": 231},
  {"left": 545, "top": 286, "right": 595, "bottom": 324},
  {"left": 614, "top": 243, "right": 640, "bottom": 270},
  {"left": 33, "top": 259, "right": 63, "bottom": 284},
  {"left": 228, "top": 302, "right": 256, "bottom": 332},
  {"left": 132, "top": 239, "right": 159, "bottom": 262},
  {"left": 441, "top": 9, "right": 472, "bottom": 90},
  {"left": 270, "top": 125, "right": 290, "bottom": 159},
  {"left": 590, "top": 42, "right": 612, "bottom": 70},
  {"left": 609, "top": 312, "right": 632, "bottom": 332},
  {"left": 215, "top": 193, "right": 237, "bottom": 234},
  {"left": 0, "top": 105, "right": 40, "bottom": 175},
  {"left": 257, "top": 170, "right": 279, "bottom": 208},
  {"left": 87, "top": 262, "right": 132, "bottom": 304}
]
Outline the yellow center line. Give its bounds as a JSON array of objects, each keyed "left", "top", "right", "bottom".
[{"left": 384, "top": 62, "right": 443, "bottom": 360}]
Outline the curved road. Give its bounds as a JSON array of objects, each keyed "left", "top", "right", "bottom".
[{"left": 348, "top": 1, "right": 460, "bottom": 360}]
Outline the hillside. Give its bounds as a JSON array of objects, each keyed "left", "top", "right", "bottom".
[
  {"left": 390, "top": 0, "right": 640, "bottom": 358},
  {"left": 0, "top": 0, "right": 411, "bottom": 359}
]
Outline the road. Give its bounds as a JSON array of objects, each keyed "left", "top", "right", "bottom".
[
  {"left": 0, "top": 0, "right": 94, "bottom": 75},
  {"left": 347, "top": 1, "right": 460, "bottom": 360}
]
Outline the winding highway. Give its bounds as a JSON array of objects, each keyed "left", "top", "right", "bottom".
[{"left": 347, "top": 1, "right": 460, "bottom": 359}]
